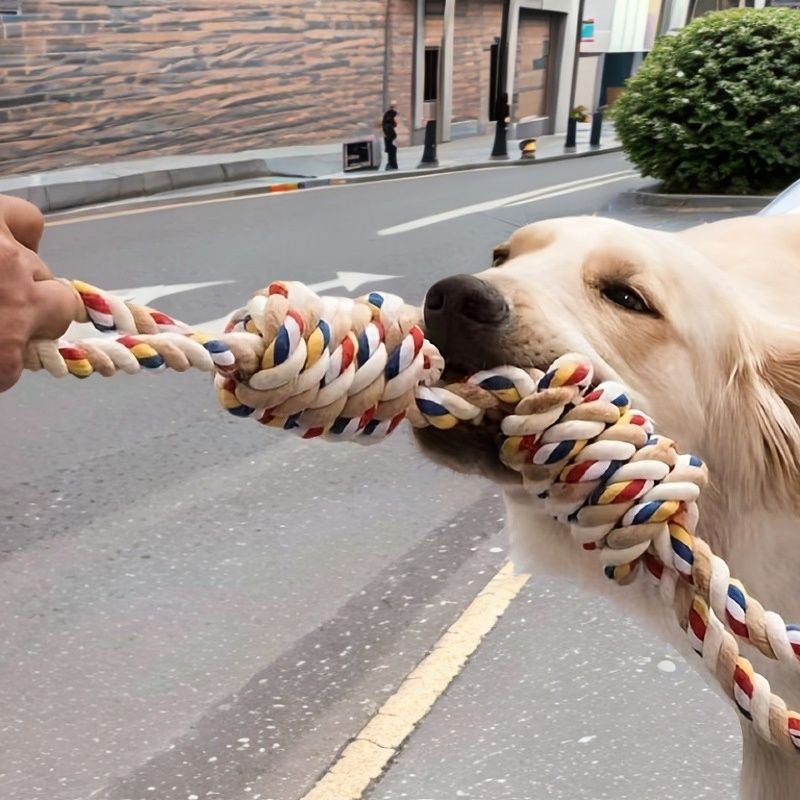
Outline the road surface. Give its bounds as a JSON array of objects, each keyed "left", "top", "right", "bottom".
[{"left": 0, "top": 154, "right": 740, "bottom": 800}]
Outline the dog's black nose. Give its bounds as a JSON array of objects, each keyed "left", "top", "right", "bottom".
[{"left": 423, "top": 274, "right": 509, "bottom": 372}]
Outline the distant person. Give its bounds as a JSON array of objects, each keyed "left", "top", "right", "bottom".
[
  {"left": 382, "top": 102, "right": 399, "bottom": 171},
  {"left": 0, "top": 194, "right": 79, "bottom": 393}
]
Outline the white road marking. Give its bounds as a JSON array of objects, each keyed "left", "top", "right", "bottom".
[
  {"left": 504, "top": 173, "right": 640, "bottom": 208},
  {"left": 195, "top": 271, "right": 399, "bottom": 333},
  {"left": 308, "top": 270, "right": 400, "bottom": 293},
  {"left": 109, "top": 280, "right": 233, "bottom": 306},
  {"left": 377, "top": 170, "right": 638, "bottom": 236}
]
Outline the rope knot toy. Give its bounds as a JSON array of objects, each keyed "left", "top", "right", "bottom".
[
  {"left": 215, "top": 280, "right": 442, "bottom": 440},
  {"left": 21, "top": 277, "right": 800, "bottom": 754}
]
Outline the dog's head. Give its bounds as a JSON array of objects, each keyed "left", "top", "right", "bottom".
[{"left": 415, "top": 215, "right": 800, "bottom": 509}]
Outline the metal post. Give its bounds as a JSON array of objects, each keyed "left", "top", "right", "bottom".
[
  {"left": 418, "top": 120, "right": 439, "bottom": 168},
  {"left": 589, "top": 109, "right": 603, "bottom": 148},
  {"left": 568, "top": 0, "right": 587, "bottom": 116},
  {"left": 565, "top": 116, "right": 578, "bottom": 150},
  {"left": 490, "top": 0, "right": 512, "bottom": 159}
]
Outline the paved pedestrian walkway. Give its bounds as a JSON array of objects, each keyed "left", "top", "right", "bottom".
[
  {"left": 0, "top": 122, "right": 620, "bottom": 213},
  {"left": 381, "top": 121, "right": 618, "bottom": 174}
]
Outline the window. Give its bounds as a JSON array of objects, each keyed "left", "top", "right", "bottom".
[
  {"left": 690, "top": 0, "right": 753, "bottom": 16},
  {"left": 424, "top": 47, "right": 439, "bottom": 102},
  {"left": 0, "top": 1, "right": 20, "bottom": 14}
]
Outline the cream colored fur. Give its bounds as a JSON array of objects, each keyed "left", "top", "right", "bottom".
[{"left": 459, "top": 215, "right": 800, "bottom": 799}]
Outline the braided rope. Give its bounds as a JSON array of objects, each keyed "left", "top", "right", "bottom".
[
  {"left": 23, "top": 280, "right": 240, "bottom": 378},
  {"left": 23, "top": 278, "right": 800, "bottom": 752},
  {"left": 497, "top": 356, "right": 800, "bottom": 755}
]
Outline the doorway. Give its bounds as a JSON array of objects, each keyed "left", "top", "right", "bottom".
[{"left": 513, "top": 10, "right": 559, "bottom": 133}]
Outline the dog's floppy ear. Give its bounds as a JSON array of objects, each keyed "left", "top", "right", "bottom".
[
  {"left": 491, "top": 240, "right": 510, "bottom": 267},
  {"left": 498, "top": 221, "right": 559, "bottom": 265},
  {"left": 491, "top": 221, "right": 558, "bottom": 266},
  {"left": 764, "top": 332, "right": 800, "bottom": 421},
  {"left": 726, "top": 325, "right": 800, "bottom": 505}
]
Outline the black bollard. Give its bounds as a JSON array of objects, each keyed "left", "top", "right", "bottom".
[
  {"left": 565, "top": 117, "right": 578, "bottom": 151},
  {"left": 590, "top": 110, "right": 603, "bottom": 148},
  {"left": 417, "top": 120, "right": 438, "bottom": 168}
]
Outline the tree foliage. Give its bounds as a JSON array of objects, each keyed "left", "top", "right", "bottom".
[{"left": 612, "top": 9, "right": 800, "bottom": 194}]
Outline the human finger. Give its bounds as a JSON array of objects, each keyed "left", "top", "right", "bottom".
[
  {"left": 0, "top": 195, "right": 45, "bottom": 253},
  {"left": 0, "top": 341, "right": 24, "bottom": 394},
  {"left": 29, "top": 279, "right": 81, "bottom": 341}
]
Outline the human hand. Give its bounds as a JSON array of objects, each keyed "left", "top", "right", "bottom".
[{"left": 0, "top": 195, "right": 81, "bottom": 392}]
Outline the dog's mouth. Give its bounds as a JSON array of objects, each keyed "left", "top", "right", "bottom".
[
  {"left": 413, "top": 409, "right": 518, "bottom": 483},
  {"left": 413, "top": 357, "right": 544, "bottom": 485},
  {"left": 413, "top": 354, "right": 607, "bottom": 485},
  {"left": 415, "top": 272, "right": 618, "bottom": 484}
]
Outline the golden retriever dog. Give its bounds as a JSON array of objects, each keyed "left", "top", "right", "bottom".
[{"left": 415, "top": 214, "right": 800, "bottom": 800}]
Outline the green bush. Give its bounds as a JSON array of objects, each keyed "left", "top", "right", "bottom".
[{"left": 611, "top": 8, "right": 800, "bottom": 195}]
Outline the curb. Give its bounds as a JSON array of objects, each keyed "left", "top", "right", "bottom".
[
  {"left": 9, "top": 144, "right": 624, "bottom": 215},
  {"left": 633, "top": 184, "right": 775, "bottom": 210},
  {"left": 4, "top": 158, "right": 276, "bottom": 214},
  {"left": 313, "top": 144, "right": 624, "bottom": 187},
  {"left": 255, "top": 143, "right": 621, "bottom": 198}
]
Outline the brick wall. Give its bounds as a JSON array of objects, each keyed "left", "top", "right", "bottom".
[{"left": 0, "top": 1, "right": 416, "bottom": 175}]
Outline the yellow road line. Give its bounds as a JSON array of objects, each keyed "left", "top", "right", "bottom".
[
  {"left": 44, "top": 189, "right": 302, "bottom": 227},
  {"left": 299, "top": 561, "right": 529, "bottom": 800}
]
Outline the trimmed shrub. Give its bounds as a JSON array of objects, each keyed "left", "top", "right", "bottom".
[{"left": 612, "top": 8, "right": 800, "bottom": 195}]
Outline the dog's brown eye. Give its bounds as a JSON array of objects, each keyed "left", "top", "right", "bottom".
[{"left": 601, "top": 283, "right": 653, "bottom": 315}]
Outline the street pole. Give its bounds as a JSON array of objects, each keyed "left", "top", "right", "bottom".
[
  {"left": 568, "top": 0, "right": 586, "bottom": 115},
  {"left": 490, "top": 0, "right": 512, "bottom": 159},
  {"left": 564, "top": 0, "right": 586, "bottom": 152}
]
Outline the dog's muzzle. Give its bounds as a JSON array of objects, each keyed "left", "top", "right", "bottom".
[
  {"left": 423, "top": 274, "right": 510, "bottom": 377},
  {"left": 417, "top": 274, "right": 520, "bottom": 483}
]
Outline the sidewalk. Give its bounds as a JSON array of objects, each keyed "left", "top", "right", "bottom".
[{"left": 0, "top": 122, "right": 621, "bottom": 214}]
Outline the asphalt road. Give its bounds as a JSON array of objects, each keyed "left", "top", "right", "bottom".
[{"left": 1, "top": 154, "right": 740, "bottom": 800}]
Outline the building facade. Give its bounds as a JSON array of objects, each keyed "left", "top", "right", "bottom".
[
  {"left": 0, "top": 1, "right": 778, "bottom": 175},
  {"left": 413, "top": 0, "right": 582, "bottom": 143},
  {"left": 573, "top": 0, "right": 775, "bottom": 112},
  {"left": 0, "top": 1, "right": 588, "bottom": 175},
  {"left": 0, "top": 1, "right": 418, "bottom": 174}
]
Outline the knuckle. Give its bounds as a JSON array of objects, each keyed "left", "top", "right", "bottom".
[
  {"left": 0, "top": 234, "right": 19, "bottom": 265},
  {"left": 24, "top": 201, "right": 45, "bottom": 234},
  {"left": 0, "top": 349, "right": 23, "bottom": 393},
  {"left": 0, "top": 236, "right": 33, "bottom": 305}
]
